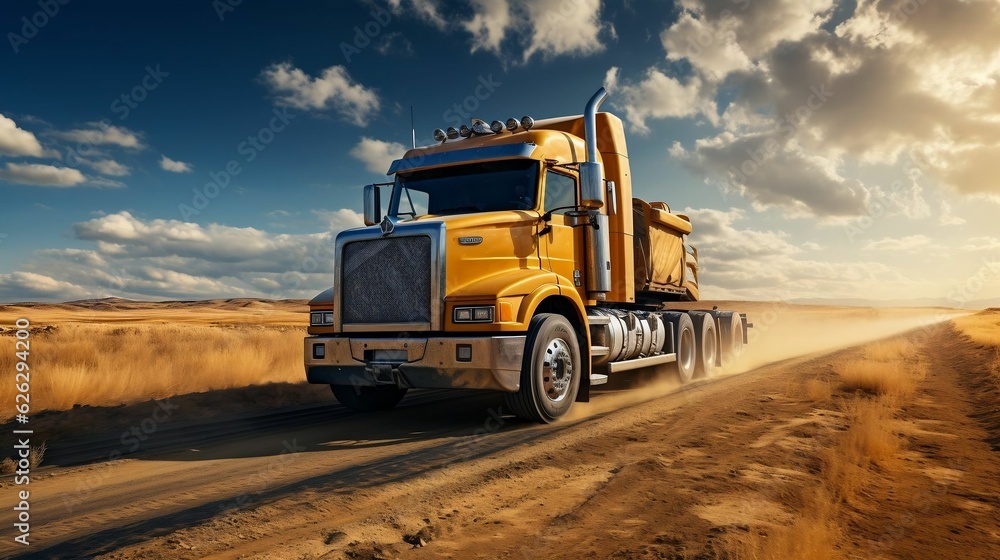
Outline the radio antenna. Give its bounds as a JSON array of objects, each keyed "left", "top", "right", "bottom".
[{"left": 410, "top": 106, "right": 416, "bottom": 149}]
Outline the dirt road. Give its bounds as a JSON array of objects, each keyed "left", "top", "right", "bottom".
[{"left": 2, "top": 310, "right": 998, "bottom": 559}]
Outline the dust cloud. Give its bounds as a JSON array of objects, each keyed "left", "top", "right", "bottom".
[
  {"left": 566, "top": 305, "right": 966, "bottom": 421},
  {"left": 727, "top": 305, "right": 964, "bottom": 375}
]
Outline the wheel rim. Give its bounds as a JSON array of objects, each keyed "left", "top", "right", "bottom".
[
  {"left": 731, "top": 318, "right": 744, "bottom": 356},
  {"left": 704, "top": 326, "right": 717, "bottom": 366},
  {"left": 542, "top": 337, "right": 574, "bottom": 403},
  {"left": 678, "top": 328, "right": 695, "bottom": 374}
]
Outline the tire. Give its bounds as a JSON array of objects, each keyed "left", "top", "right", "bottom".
[
  {"left": 505, "top": 313, "right": 582, "bottom": 423},
  {"left": 660, "top": 312, "right": 696, "bottom": 383},
  {"left": 688, "top": 311, "right": 718, "bottom": 378},
  {"left": 330, "top": 384, "right": 408, "bottom": 412},
  {"left": 716, "top": 311, "right": 744, "bottom": 367}
]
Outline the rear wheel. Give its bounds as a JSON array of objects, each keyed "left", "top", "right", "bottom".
[
  {"left": 717, "top": 311, "right": 744, "bottom": 367},
  {"left": 661, "top": 312, "right": 696, "bottom": 383},
  {"left": 688, "top": 311, "right": 718, "bottom": 378},
  {"left": 331, "top": 384, "right": 408, "bottom": 412},
  {"left": 505, "top": 313, "right": 581, "bottom": 423}
]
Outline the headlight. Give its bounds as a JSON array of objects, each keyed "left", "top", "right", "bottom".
[
  {"left": 453, "top": 305, "right": 495, "bottom": 323},
  {"left": 310, "top": 311, "right": 334, "bottom": 326}
]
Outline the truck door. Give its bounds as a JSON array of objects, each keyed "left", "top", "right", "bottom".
[{"left": 540, "top": 170, "right": 587, "bottom": 295}]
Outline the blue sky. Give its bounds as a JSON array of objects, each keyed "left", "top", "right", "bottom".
[{"left": 1, "top": 0, "right": 998, "bottom": 303}]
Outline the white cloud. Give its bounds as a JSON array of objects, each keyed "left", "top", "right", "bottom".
[
  {"left": 261, "top": 63, "right": 380, "bottom": 126},
  {"left": 958, "top": 236, "right": 1000, "bottom": 252},
  {"left": 522, "top": 0, "right": 607, "bottom": 62},
  {"left": 0, "top": 272, "right": 91, "bottom": 302},
  {"left": 0, "top": 162, "right": 87, "bottom": 187},
  {"left": 672, "top": 133, "right": 870, "bottom": 217},
  {"left": 0, "top": 113, "right": 45, "bottom": 157},
  {"left": 160, "top": 155, "right": 193, "bottom": 173},
  {"left": 87, "top": 177, "right": 126, "bottom": 189},
  {"left": 349, "top": 136, "right": 407, "bottom": 174},
  {"left": 661, "top": 11, "right": 751, "bottom": 79},
  {"left": 862, "top": 235, "right": 934, "bottom": 252},
  {"left": 610, "top": 68, "right": 708, "bottom": 133},
  {"left": 312, "top": 208, "right": 365, "bottom": 231},
  {"left": 939, "top": 201, "right": 966, "bottom": 226},
  {"left": 463, "top": 0, "right": 511, "bottom": 54},
  {"left": 387, "top": 0, "right": 447, "bottom": 29},
  {"left": 679, "top": 0, "right": 835, "bottom": 59},
  {"left": 89, "top": 159, "right": 130, "bottom": 177},
  {"left": 0, "top": 210, "right": 380, "bottom": 302},
  {"left": 675, "top": 205, "right": 914, "bottom": 299},
  {"left": 53, "top": 123, "right": 144, "bottom": 149},
  {"left": 683, "top": 207, "right": 801, "bottom": 260}
]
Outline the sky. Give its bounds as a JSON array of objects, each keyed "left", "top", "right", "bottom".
[{"left": 0, "top": 0, "right": 998, "bottom": 304}]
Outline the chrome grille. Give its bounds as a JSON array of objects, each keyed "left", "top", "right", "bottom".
[{"left": 341, "top": 236, "right": 432, "bottom": 325}]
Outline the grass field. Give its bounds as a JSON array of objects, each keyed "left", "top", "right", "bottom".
[{"left": 0, "top": 299, "right": 308, "bottom": 419}]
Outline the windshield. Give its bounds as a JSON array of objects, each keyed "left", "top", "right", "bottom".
[{"left": 389, "top": 159, "right": 539, "bottom": 219}]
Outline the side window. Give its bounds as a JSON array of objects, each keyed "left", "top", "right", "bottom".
[
  {"left": 544, "top": 172, "right": 577, "bottom": 214},
  {"left": 399, "top": 188, "right": 429, "bottom": 218}
]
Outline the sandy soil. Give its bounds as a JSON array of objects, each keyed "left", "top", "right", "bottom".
[{"left": 0, "top": 304, "right": 996, "bottom": 559}]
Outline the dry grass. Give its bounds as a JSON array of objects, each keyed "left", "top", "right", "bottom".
[
  {"left": 837, "top": 361, "right": 916, "bottom": 398},
  {"left": 0, "top": 324, "right": 306, "bottom": 419},
  {"left": 835, "top": 339, "right": 923, "bottom": 399},
  {"left": 732, "top": 336, "right": 926, "bottom": 559},
  {"left": 838, "top": 398, "right": 899, "bottom": 465},
  {"left": 805, "top": 378, "right": 832, "bottom": 402},
  {"left": 731, "top": 488, "right": 838, "bottom": 560},
  {"left": 0, "top": 442, "right": 46, "bottom": 474},
  {"left": 953, "top": 310, "right": 1000, "bottom": 348},
  {"left": 29, "top": 442, "right": 45, "bottom": 469}
]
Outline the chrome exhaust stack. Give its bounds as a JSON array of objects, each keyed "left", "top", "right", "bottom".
[{"left": 581, "top": 87, "right": 612, "bottom": 298}]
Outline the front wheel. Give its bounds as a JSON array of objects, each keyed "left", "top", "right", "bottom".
[
  {"left": 505, "top": 313, "right": 582, "bottom": 423},
  {"left": 331, "top": 384, "right": 408, "bottom": 412}
]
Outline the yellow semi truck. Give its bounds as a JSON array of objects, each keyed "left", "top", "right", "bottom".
[{"left": 304, "top": 88, "right": 749, "bottom": 422}]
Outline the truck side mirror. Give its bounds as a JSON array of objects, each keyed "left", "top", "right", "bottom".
[
  {"left": 579, "top": 161, "right": 605, "bottom": 209},
  {"left": 363, "top": 184, "right": 382, "bottom": 226}
]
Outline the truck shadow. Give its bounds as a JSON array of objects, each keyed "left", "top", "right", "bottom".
[{"left": 33, "top": 385, "right": 530, "bottom": 467}]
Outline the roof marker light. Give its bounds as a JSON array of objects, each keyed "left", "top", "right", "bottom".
[
  {"left": 433, "top": 129, "right": 447, "bottom": 142},
  {"left": 490, "top": 120, "right": 505, "bottom": 133},
  {"left": 446, "top": 127, "right": 459, "bottom": 139},
  {"left": 459, "top": 124, "right": 471, "bottom": 138},
  {"left": 506, "top": 118, "right": 519, "bottom": 131},
  {"left": 521, "top": 116, "right": 534, "bottom": 130},
  {"left": 471, "top": 119, "right": 492, "bottom": 135}
]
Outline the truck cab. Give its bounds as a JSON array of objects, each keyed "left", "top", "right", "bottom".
[{"left": 305, "top": 89, "right": 747, "bottom": 422}]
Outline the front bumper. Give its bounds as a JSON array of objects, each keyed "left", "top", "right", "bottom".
[{"left": 304, "top": 335, "right": 526, "bottom": 392}]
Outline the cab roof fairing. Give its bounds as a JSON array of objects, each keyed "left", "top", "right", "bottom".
[{"left": 386, "top": 142, "right": 539, "bottom": 176}]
